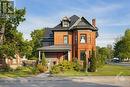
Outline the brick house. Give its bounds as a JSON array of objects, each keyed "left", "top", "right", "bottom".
[{"left": 38, "top": 15, "right": 98, "bottom": 66}]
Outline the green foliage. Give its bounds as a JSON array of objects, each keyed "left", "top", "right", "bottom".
[
  {"left": 50, "top": 60, "right": 82, "bottom": 74},
  {"left": 83, "top": 57, "right": 87, "bottom": 72},
  {"left": 30, "top": 29, "right": 44, "bottom": 58},
  {"left": 0, "top": 7, "right": 26, "bottom": 59},
  {"left": 0, "top": 65, "right": 13, "bottom": 72},
  {"left": 16, "top": 66, "right": 39, "bottom": 75},
  {"left": 42, "top": 53, "right": 47, "bottom": 66},
  {"left": 50, "top": 65, "right": 61, "bottom": 74},
  {"left": 37, "top": 64, "right": 47, "bottom": 73},
  {"left": 72, "top": 60, "right": 82, "bottom": 71},
  {"left": 96, "top": 45, "right": 113, "bottom": 68},
  {"left": 89, "top": 49, "right": 97, "bottom": 72},
  {"left": 114, "top": 29, "right": 130, "bottom": 61}
]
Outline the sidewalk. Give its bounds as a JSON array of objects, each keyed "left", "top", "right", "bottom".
[{"left": 71, "top": 76, "right": 130, "bottom": 87}]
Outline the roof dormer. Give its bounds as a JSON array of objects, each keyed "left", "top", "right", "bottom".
[{"left": 62, "top": 16, "right": 70, "bottom": 27}]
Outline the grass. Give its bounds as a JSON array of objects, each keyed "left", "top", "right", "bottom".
[
  {"left": 0, "top": 71, "right": 33, "bottom": 78},
  {"left": 55, "top": 64, "right": 130, "bottom": 76},
  {"left": 0, "top": 66, "right": 39, "bottom": 78},
  {"left": 87, "top": 64, "right": 130, "bottom": 76},
  {"left": 54, "top": 70, "right": 88, "bottom": 77}
]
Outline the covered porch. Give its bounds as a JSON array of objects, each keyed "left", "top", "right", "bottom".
[{"left": 37, "top": 45, "right": 71, "bottom": 67}]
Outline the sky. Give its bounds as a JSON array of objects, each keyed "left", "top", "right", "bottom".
[{"left": 15, "top": 0, "right": 130, "bottom": 47}]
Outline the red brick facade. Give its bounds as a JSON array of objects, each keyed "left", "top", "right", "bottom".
[
  {"left": 38, "top": 15, "right": 98, "bottom": 65},
  {"left": 53, "top": 29, "right": 96, "bottom": 62}
]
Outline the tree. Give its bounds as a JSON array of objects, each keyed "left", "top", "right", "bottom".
[
  {"left": 114, "top": 29, "right": 130, "bottom": 61},
  {"left": 89, "top": 49, "right": 97, "bottom": 72},
  {"left": 0, "top": 2, "right": 26, "bottom": 59},
  {"left": 41, "top": 53, "right": 47, "bottom": 66},
  {"left": 30, "top": 29, "right": 44, "bottom": 58},
  {"left": 96, "top": 46, "right": 112, "bottom": 67},
  {"left": 83, "top": 54, "right": 87, "bottom": 72}
]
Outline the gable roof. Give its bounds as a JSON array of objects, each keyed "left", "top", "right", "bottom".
[{"left": 53, "top": 15, "right": 98, "bottom": 31}]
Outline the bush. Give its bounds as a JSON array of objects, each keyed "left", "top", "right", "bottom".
[
  {"left": 88, "top": 49, "right": 97, "bottom": 72},
  {"left": 37, "top": 64, "right": 47, "bottom": 73},
  {"left": 59, "top": 60, "right": 73, "bottom": 71},
  {"left": 72, "top": 61, "right": 82, "bottom": 71},
  {"left": 50, "top": 65, "right": 60, "bottom": 74},
  {"left": 30, "top": 67, "right": 39, "bottom": 74},
  {"left": 15, "top": 66, "right": 39, "bottom": 75},
  {"left": 50, "top": 60, "right": 82, "bottom": 74},
  {"left": 0, "top": 65, "right": 13, "bottom": 72},
  {"left": 42, "top": 53, "right": 47, "bottom": 66}
]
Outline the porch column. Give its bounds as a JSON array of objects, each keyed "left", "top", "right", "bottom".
[
  {"left": 38, "top": 50, "right": 41, "bottom": 61},
  {"left": 68, "top": 51, "right": 71, "bottom": 61}
]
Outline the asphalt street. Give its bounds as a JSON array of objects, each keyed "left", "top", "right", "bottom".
[{"left": 0, "top": 74, "right": 130, "bottom": 87}]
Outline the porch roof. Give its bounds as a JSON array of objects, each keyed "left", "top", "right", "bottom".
[{"left": 37, "top": 44, "right": 71, "bottom": 52}]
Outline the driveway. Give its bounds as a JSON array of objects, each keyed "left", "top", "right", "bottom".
[{"left": 0, "top": 74, "right": 130, "bottom": 87}]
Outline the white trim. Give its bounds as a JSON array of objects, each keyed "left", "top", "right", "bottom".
[
  {"left": 68, "top": 51, "right": 71, "bottom": 61},
  {"left": 38, "top": 51, "right": 41, "bottom": 61}
]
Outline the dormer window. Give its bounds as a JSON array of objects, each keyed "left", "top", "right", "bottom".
[
  {"left": 62, "top": 16, "right": 70, "bottom": 27},
  {"left": 63, "top": 21, "right": 69, "bottom": 27}
]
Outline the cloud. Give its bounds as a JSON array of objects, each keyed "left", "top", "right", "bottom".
[{"left": 18, "top": 15, "right": 58, "bottom": 40}]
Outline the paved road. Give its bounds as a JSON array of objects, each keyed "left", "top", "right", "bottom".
[
  {"left": 0, "top": 74, "right": 130, "bottom": 87},
  {"left": 109, "top": 62, "right": 130, "bottom": 66}
]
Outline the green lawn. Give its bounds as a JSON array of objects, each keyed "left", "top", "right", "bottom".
[
  {"left": 55, "top": 64, "right": 130, "bottom": 76},
  {"left": 0, "top": 71, "right": 33, "bottom": 78},
  {"left": 54, "top": 70, "right": 88, "bottom": 77},
  {"left": 0, "top": 66, "right": 38, "bottom": 78}
]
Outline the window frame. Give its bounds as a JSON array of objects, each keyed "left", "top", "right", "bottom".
[
  {"left": 80, "top": 50, "right": 86, "bottom": 61},
  {"left": 63, "top": 35, "right": 68, "bottom": 44},
  {"left": 63, "top": 21, "right": 69, "bottom": 27},
  {"left": 80, "top": 34, "right": 86, "bottom": 44}
]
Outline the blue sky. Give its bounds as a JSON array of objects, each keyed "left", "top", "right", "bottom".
[{"left": 15, "top": 0, "right": 130, "bottom": 47}]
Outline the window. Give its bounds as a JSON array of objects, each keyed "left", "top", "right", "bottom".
[
  {"left": 80, "top": 50, "right": 86, "bottom": 61},
  {"left": 63, "top": 21, "right": 69, "bottom": 27},
  {"left": 88, "top": 34, "right": 91, "bottom": 43},
  {"left": 75, "top": 35, "right": 77, "bottom": 43},
  {"left": 64, "top": 35, "right": 68, "bottom": 44},
  {"left": 80, "top": 34, "right": 86, "bottom": 43}
]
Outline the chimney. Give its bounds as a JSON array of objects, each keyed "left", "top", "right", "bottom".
[{"left": 92, "top": 19, "right": 96, "bottom": 27}]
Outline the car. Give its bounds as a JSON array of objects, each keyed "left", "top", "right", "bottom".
[{"left": 112, "top": 58, "right": 120, "bottom": 63}]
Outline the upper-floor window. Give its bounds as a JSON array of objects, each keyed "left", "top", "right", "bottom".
[
  {"left": 80, "top": 34, "right": 86, "bottom": 43},
  {"left": 63, "top": 21, "right": 69, "bottom": 27},
  {"left": 64, "top": 35, "right": 68, "bottom": 44}
]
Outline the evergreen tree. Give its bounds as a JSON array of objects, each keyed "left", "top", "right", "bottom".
[
  {"left": 89, "top": 49, "right": 97, "bottom": 72},
  {"left": 83, "top": 54, "right": 87, "bottom": 72},
  {"left": 41, "top": 53, "right": 47, "bottom": 66}
]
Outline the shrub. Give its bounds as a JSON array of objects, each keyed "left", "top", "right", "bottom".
[
  {"left": 50, "top": 65, "right": 60, "bottom": 74},
  {"left": 15, "top": 66, "right": 39, "bottom": 74},
  {"left": 30, "top": 67, "right": 39, "bottom": 74},
  {"left": 88, "top": 49, "right": 97, "bottom": 72},
  {"left": 0, "top": 65, "right": 13, "bottom": 72},
  {"left": 50, "top": 60, "right": 82, "bottom": 74},
  {"left": 72, "top": 61, "right": 82, "bottom": 71},
  {"left": 59, "top": 60, "right": 73, "bottom": 71},
  {"left": 42, "top": 53, "right": 47, "bottom": 66},
  {"left": 37, "top": 64, "right": 47, "bottom": 73}
]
